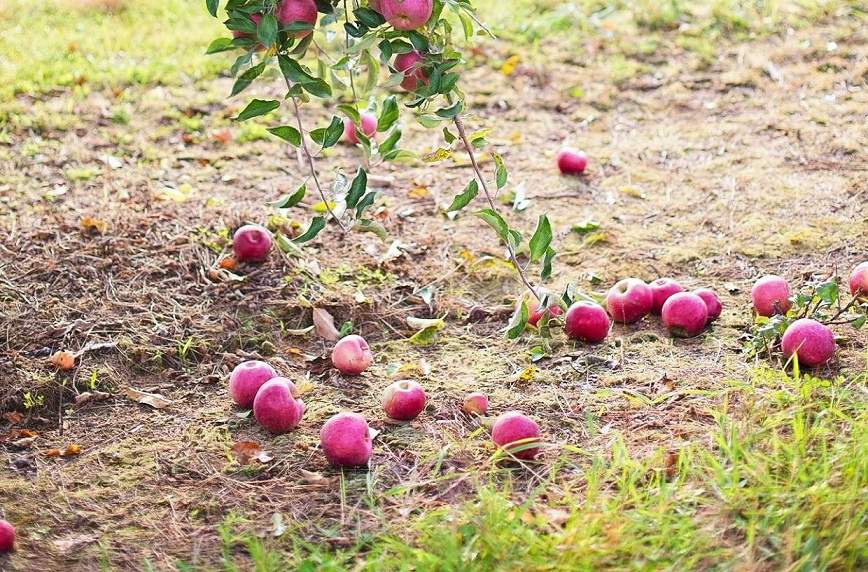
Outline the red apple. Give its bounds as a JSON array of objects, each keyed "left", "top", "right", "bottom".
[
  {"left": 253, "top": 378, "right": 305, "bottom": 433},
  {"left": 491, "top": 411, "right": 541, "bottom": 460},
  {"left": 606, "top": 278, "right": 653, "bottom": 323},
  {"left": 781, "top": 318, "right": 835, "bottom": 367},
  {"left": 380, "top": 0, "right": 432, "bottom": 30},
  {"left": 661, "top": 292, "right": 709, "bottom": 338},
  {"left": 320, "top": 412, "right": 373, "bottom": 468},
  {"left": 564, "top": 301, "right": 610, "bottom": 342},
  {"left": 0, "top": 519, "right": 14, "bottom": 553},
  {"left": 232, "top": 224, "right": 272, "bottom": 263},
  {"left": 649, "top": 278, "right": 684, "bottom": 314},
  {"left": 331, "top": 335, "right": 374, "bottom": 375},
  {"left": 343, "top": 113, "right": 377, "bottom": 145},
  {"left": 849, "top": 261, "right": 868, "bottom": 296},
  {"left": 693, "top": 288, "right": 722, "bottom": 323},
  {"left": 393, "top": 50, "right": 428, "bottom": 91},
  {"left": 556, "top": 148, "right": 588, "bottom": 175},
  {"left": 462, "top": 392, "right": 489, "bottom": 415},
  {"left": 519, "top": 295, "right": 563, "bottom": 326},
  {"left": 276, "top": 0, "right": 318, "bottom": 38},
  {"left": 382, "top": 380, "right": 426, "bottom": 421},
  {"left": 229, "top": 360, "right": 277, "bottom": 409},
  {"left": 751, "top": 275, "right": 791, "bottom": 317}
]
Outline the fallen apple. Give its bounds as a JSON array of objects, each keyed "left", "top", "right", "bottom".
[
  {"left": 320, "top": 412, "right": 373, "bottom": 468},
  {"left": 232, "top": 224, "right": 273, "bottom": 263},
  {"left": 606, "top": 278, "right": 653, "bottom": 323},
  {"left": 557, "top": 148, "right": 588, "bottom": 175},
  {"left": 751, "top": 275, "right": 791, "bottom": 317},
  {"left": 649, "top": 278, "right": 684, "bottom": 315},
  {"left": 229, "top": 360, "right": 277, "bottom": 409},
  {"left": 491, "top": 411, "right": 540, "bottom": 460},
  {"left": 661, "top": 292, "right": 709, "bottom": 338},
  {"left": 693, "top": 288, "right": 722, "bottom": 323},
  {"left": 382, "top": 380, "right": 426, "bottom": 421},
  {"left": 462, "top": 392, "right": 489, "bottom": 415},
  {"left": 0, "top": 519, "right": 14, "bottom": 552},
  {"left": 331, "top": 334, "right": 374, "bottom": 375},
  {"left": 253, "top": 377, "right": 305, "bottom": 433},
  {"left": 849, "top": 261, "right": 868, "bottom": 296},
  {"left": 564, "top": 301, "right": 610, "bottom": 342},
  {"left": 781, "top": 318, "right": 835, "bottom": 367}
]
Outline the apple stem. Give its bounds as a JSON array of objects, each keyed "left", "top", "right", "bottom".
[{"left": 453, "top": 114, "right": 540, "bottom": 302}]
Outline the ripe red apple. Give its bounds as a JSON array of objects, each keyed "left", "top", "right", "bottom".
[
  {"left": 661, "top": 292, "right": 709, "bottom": 338},
  {"left": 331, "top": 334, "right": 374, "bottom": 375},
  {"left": 491, "top": 411, "right": 541, "bottom": 460},
  {"left": 320, "top": 412, "right": 373, "bottom": 468},
  {"left": 393, "top": 50, "right": 428, "bottom": 91},
  {"left": 0, "top": 519, "right": 14, "bottom": 553},
  {"left": 380, "top": 0, "right": 432, "bottom": 30},
  {"left": 849, "top": 261, "right": 868, "bottom": 296},
  {"left": 382, "top": 380, "right": 426, "bottom": 421},
  {"left": 751, "top": 275, "right": 791, "bottom": 317},
  {"left": 462, "top": 392, "right": 489, "bottom": 415},
  {"left": 276, "top": 0, "right": 318, "bottom": 38},
  {"left": 556, "top": 148, "right": 588, "bottom": 175},
  {"left": 229, "top": 360, "right": 277, "bottom": 409},
  {"left": 519, "top": 296, "right": 563, "bottom": 326},
  {"left": 564, "top": 301, "right": 610, "bottom": 342},
  {"left": 649, "top": 278, "right": 684, "bottom": 314},
  {"left": 232, "top": 224, "right": 272, "bottom": 263},
  {"left": 343, "top": 113, "right": 377, "bottom": 145},
  {"left": 781, "top": 318, "right": 835, "bottom": 367},
  {"left": 693, "top": 288, "right": 722, "bottom": 323},
  {"left": 606, "top": 278, "right": 653, "bottom": 323},
  {"left": 253, "top": 378, "right": 305, "bottom": 433}
]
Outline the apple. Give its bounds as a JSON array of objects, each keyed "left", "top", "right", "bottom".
[
  {"left": 564, "top": 301, "right": 610, "bottom": 342},
  {"left": 382, "top": 380, "right": 426, "bottom": 421},
  {"left": 556, "top": 148, "right": 588, "bottom": 175},
  {"left": 393, "top": 50, "right": 428, "bottom": 91},
  {"left": 253, "top": 378, "right": 305, "bottom": 433},
  {"left": 849, "top": 261, "right": 868, "bottom": 296},
  {"left": 0, "top": 519, "right": 14, "bottom": 553},
  {"left": 368, "top": 0, "right": 383, "bottom": 13},
  {"left": 229, "top": 360, "right": 277, "bottom": 409},
  {"left": 781, "top": 318, "right": 835, "bottom": 367},
  {"left": 491, "top": 411, "right": 541, "bottom": 460},
  {"left": 649, "top": 278, "right": 684, "bottom": 314},
  {"left": 380, "top": 0, "right": 432, "bottom": 30},
  {"left": 343, "top": 113, "right": 377, "bottom": 145},
  {"left": 661, "top": 292, "right": 709, "bottom": 338},
  {"left": 462, "top": 392, "right": 489, "bottom": 415},
  {"left": 276, "top": 0, "right": 318, "bottom": 38},
  {"left": 751, "top": 275, "right": 791, "bottom": 317},
  {"left": 693, "top": 288, "right": 722, "bottom": 323},
  {"left": 232, "top": 224, "right": 272, "bottom": 263},
  {"left": 606, "top": 278, "right": 653, "bottom": 323},
  {"left": 331, "top": 335, "right": 374, "bottom": 375},
  {"left": 320, "top": 412, "right": 373, "bottom": 468},
  {"left": 519, "top": 295, "right": 563, "bottom": 326}
]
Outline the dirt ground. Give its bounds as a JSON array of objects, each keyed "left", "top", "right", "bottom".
[{"left": 1, "top": 6, "right": 866, "bottom": 570}]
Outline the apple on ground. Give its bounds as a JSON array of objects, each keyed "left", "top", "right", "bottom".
[
  {"left": 751, "top": 275, "right": 791, "bottom": 317},
  {"left": 849, "top": 261, "right": 868, "bottom": 296},
  {"left": 343, "top": 113, "right": 377, "bottom": 145},
  {"left": 462, "top": 392, "right": 489, "bottom": 415},
  {"left": 331, "top": 334, "right": 374, "bottom": 375},
  {"left": 781, "top": 318, "right": 835, "bottom": 367},
  {"left": 491, "top": 411, "right": 541, "bottom": 460},
  {"left": 229, "top": 360, "right": 277, "bottom": 409},
  {"left": 393, "top": 50, "right": 428, "bottom": 91},
  {"left": 606, "top": 278, "right": 653, "bottom": 323},
  {"left": 564, "top": 301, "right": 610, "bottom": 342},
  {"left": 649, "top": 278, "right": 684, "bottom": 314},
  {"left": 693, "top": 288, "right": 722, "bottom": 323},
  {"left": 557, "top": 148, "right": 588, "bottom": 175},
  {"left": 661, "top": 292, "right": 709, "bottom": 338},
  {"left": 232, "top": 224, "right": 273, "bottom": 263},
  {"left": 519, "top": 294, "right": 563, "bottom": 326},
  {"left": 253, "top": 377, "right": 305, "bottom": 433},
  {"left": 380, "top": 0, "right": 433, "bottom": 30},
  {"left": 320, "top": 412, "right": 373, "bottom": 468},
  {"left": 382, "top": 380, "right": 426, "bottom": 421},
  {"left": 0, "top": 519, "right": 14, "bottom": 552}
]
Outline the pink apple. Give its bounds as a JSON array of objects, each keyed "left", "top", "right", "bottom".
[
  {"left": 693, "top": 288, "right": 722, "bottom": 323},
  {"left": 232, "top": 224, "right": 272, "bottom": 263},
  {"left": 394, "top": 50, "right": 428, "bottom": 91},
  {"left": 0, "top": 519, "right": 14, "bottom": 553},
  {"left": 781, "top": 318, "right": 835, "bottom": 367},
  {"left": 276, "top": 0, "right": 318, "bottom": 38},
  {"left": 661, "top": 292, "right": 709, "bottom": 338},
  {"left": 606, "top": 278, "right": 653, "bottom": 323},
  {"left": 462, "top": 392, "right": 489, "bottom": 415},
  {"left": 331, "top": 334, "right": 374, "bottom": 375},
  {"left": 343, "top": 113, "right": 377, "bottom": 145},
  {"left": 556, "top": 148, "right": 588, "bottom": 175},
  {"left": 564, "top": 301, "right": 610, "bottom": 342},
  {"left": 491, "top": 411, "right": 541, "bottom": 460},
  {"left": 382, "top": 380, "right": 426, "bottom": 421},
  {"left": 320, "top": 412, "right": 373, "bottom": 468},
  {"left": 849, "top": 261, "right": 868, "bottom": 296},
  {"left": 253, "top": 378, "right": 305, "bottom": 433},
  {"left": 380, "top": 0, "right": 432, "bottom": 30},
  {"left": 751, "top": 275, "right": 791, "bottom": 317},
  {"left": 649, "top": 278, "right": 684, "bottom": 314},
  {"left": 229, "top": 360, "right": 277, "bottom": 409},
  {"left": 520, "top": 296, "right": 563, "bottom": 326}
]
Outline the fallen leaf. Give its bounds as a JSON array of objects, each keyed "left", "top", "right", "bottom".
[
  {"left": 407, "top": 186, "right": 429, "bottom": 199},
  {"left": 12, "top": 436, "right": 36, "bottom": 448},
  {"left": 158, "top": 183, "right": 195, "bottom": 203},
  {"left": 74, "top": 391, "right": 111, "bottom": 406},
  {"left": 500, "top": 54, "right": 520, "bottom": 75},
  {"left": 3, "top": 412, "right": 23, "bottom": 424},
  {"left": 272, "top": 512, "right": 287, "bottom": 537},
  {"left": 45, "top": 448, "right": 61, "bottom": 457},
  {"left": 299, "top": 469, "right": 328, "bottom": 485},
  {"left": 407, "top": 316, "right": 445, "bottom": 345},
  {"left": 63, "top": 444, "right": 82, "bottom": 456},
  {"left": 517, "top": 367, "right": 538, "bottom": 383},
  {"left": 124, "top": 386, "right": 172, "bottom": 409},
  {"left": 219, "top": 256, "right": 238, "bottom": 270},
  {"left": 80, "top": 216, "right": 108, "bottom": 234},
  {"left": 211, "top": 128, "right": 232, "bottom": 145},
  {"left": 231, "top": 441, "right": 272, "bottom": 465},
  {"left": 53, "top": 533, "right": 98, "bottom": 555},
  {"left": 312, "top": 308, "right": 340, "bottom": 341}
]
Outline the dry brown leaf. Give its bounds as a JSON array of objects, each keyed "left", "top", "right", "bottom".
[
  {"left": 74, "top": 391, "right": 111, "bottom": 406},
  {"left": 124, "top": 386, "right": 172, "bottom": 409},
  {"left": 12, "top": 437, "right": 36, "bottom": 448},
  {"left": 312, "top": 307, "right": 340, "bottom": 341},
  {"left": 63, "top": 444, "right": 82, "bottom": 456},
  {"left": 3, "top": 411, "right": 23, "bottom": 424},
  {"left": 80, "top": 216, "right": 108, "bottom": 234},
  {"left": 45, "top": 448, "right": 61, "bottom": 457},
  {"left": 219, "top": 256, "right": 238, "bottom": 270},
  {"left": 231, "top": 441, "right": 272, "bottom": 465},
  {"left": 53, "top": 533, "right": 98, "bottom": 555},
  {"left": 299, "top": 469, "right": 329, "bottom": 485},
  {"left": 211, "top": 128, "right": 232, "bottom": 145}
]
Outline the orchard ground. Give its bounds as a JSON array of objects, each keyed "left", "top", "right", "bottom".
[{"left": 1, "top": 0, "right": 866, "bottom": 570}]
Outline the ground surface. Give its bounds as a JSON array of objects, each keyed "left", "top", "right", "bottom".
[{"left": 1, "top": 0, "right": 866, "bottom": 570}]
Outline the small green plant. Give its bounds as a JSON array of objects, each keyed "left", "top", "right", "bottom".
[{"left": 22, "top": 391, "right": 45, "bottom": 409}]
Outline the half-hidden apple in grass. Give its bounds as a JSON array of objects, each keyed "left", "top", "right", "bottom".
[
  {"left": 393, "top": 50, "right": 428, "bottom": 91},
  {"left": 320, "top": 412, "right": 373, "bottom": 468},
  {"left": 849, "top": 261, "right": 868, "bottom": 296},
  {"left": 380, "top": 0, "right": 432, "bottom": 30},
  {"left": 606, "top": 278, "right": 653, "bottom": 323},
  {"left": 331, "top": 334, "right": 374, "bottom": 375},
  {"left": 751, "top": 275, "right": 791, "bottom": 317},
  {"left": 661, "top": 292, "right": 709, "bottom": 338},
  {"left": 382, "top": 380, "right": 426, "bottom": 421},
  {"left": 781, "top": 318, "right": 835, "bottom": 367},
  {"left": 556, "top": 148, "right": 588, "bottom": 175},
  {"left": 520, "top": 295, "right": 563, "bottom": 326},
  {"left": 491, "top": 411, "right": 541, "bottom": 460},
  {"left": 229, "top": 360, "right": 277, "bottom": 409},
  {"left": 649, "top": 278, "right": 684, "bottom": 314},
  {"left": 232, "top": 224, "right": 272, "bottom": 263},
  {"left": 343, "top": 113, "right": 377, "bottom": 145},
  {"left": 253, "top": 377, "right": 305, "bottom": 433},
  {"left": 693, "top": 288, "right": 722, "bottom": 323},
  {"left": 0, "top": 519, "right": 14, "bottom": 552},
  {"left": 564, "top": 301, "right": 610, "bottom": 342},
  {"left": 462, "top": 392, "right": 489, "bottom": 415}
]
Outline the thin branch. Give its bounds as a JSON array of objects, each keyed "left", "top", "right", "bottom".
[
  {"left": 820, "top": 296, "right": 861, "bottom": 325},
  {"left": 343, "top": 0, "right": 359, "bottom": 105}
]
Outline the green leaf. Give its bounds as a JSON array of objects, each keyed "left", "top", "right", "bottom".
[
  {"left": 378, "top": 96, "right": 399, "bottom": 132},
  {"left": 206, "top": 0, "right": 220, "bottom": 17},
  {"left": 571, "top": 220, "right": 600, "bottom": 234},
  {"left": 273, "top": 184, "right": 306, "bottom": 208},
  {"left": 506, "top": 300, "right": 529, "bottom": 339},
  {"left": 853, "top": 315, "right": 866, "bottom": 329},
  {"left": 293, "top": 217, "right": 326, "bottom": 243},
  {"left": 281, "top": 21, "right": 314, "bottom": 34},
  {"left": 256, "top": 13, "right": 278, "bottom": 47},
  {"left": 337, "top": 104, "right": 361, "bottom": 125},
  {"left": 267, "top": 125, "right": 301, "bottom": 146},
  {"left": 493, "top": 152, "right": 508, "bottom": 189},
  {"left": 235, "top": 99, "right": 279, "bottom": 121},
  {"left": 309, "top": 116, "right": 344, "bottom": 148},
  {"left": 346, "top": 168, "right": 367, "bottom": 209},
  {"left": 353, "top": 219, "right": 387, "bottom": 241},
  {"left": 355, "top": 191, "right": 377, "bottom": 218},
  {"left": 362, "top": 49, "right": 380, "bottom": 94},
  {"left": 458, "top": 10, "right": 473, "bottom": 39},
  {"left": 377, "top": 129, "right": 401, "bottom": 156},
  {"left": 301, "top": 78, "right": 332, "bottom": 98},
  {"left": 475, "top": 208, "right": 509, "bottom": 243},
  {"left": 355, "top": 7, "right": 386, "bottom": 27},
  {"left": 528, "top": 215, "right": 552, "bottom": 263},
  {"left": 442, "top": 126, "right": 456, "bottom": 144},
  {"left": 435, "top": 100, "right": 464, "bottom": 119},
  {"left": 540, "top": 247, "right": 555, "bottom": 281},
  {"left": 230, "top": 61, "right": 265, "bottom": 96},
  {"left": 225, "top": 17, "right": 256, "bottom": 33},
  {"left": 446, "top": 180, "right": 478, "bottom": 213},
  {"left": 407, "top": 316, "right": 445, "bottom": 345},
  {"left": 278, "top": 54, "right": 315, "bottom": 84},
  {"left": 206, "top": 37, "right": 234, "bottom": 54},
  {"left": 815, "top": 281, "right": 838, "bottom": 307}
]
